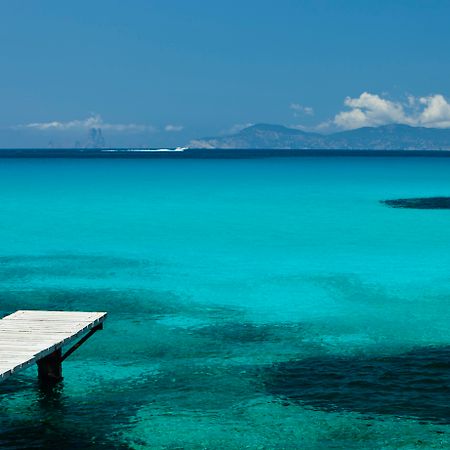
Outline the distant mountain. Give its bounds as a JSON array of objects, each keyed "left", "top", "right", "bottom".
[
  {"left": 190, "top": 123, "right": 450, "bottom": 150},
  {"left": 86, "top": 128, "right": 106, "bottom": 148}
]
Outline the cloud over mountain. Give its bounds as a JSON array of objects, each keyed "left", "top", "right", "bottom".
[{"left": 333, "top": 92, "right": 450, "bottom": 130}]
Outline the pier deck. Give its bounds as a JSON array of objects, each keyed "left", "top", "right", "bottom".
[{"left": 0, "top": 310, "right": 107, "bottom": 383}]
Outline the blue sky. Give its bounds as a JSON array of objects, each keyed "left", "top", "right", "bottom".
[{"left": 1, "top": 0, "right": 450, "bottom": 146}]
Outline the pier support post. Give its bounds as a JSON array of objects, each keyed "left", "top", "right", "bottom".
[{"left": 37, "top": 349, "right": 63, "bottom": 383}]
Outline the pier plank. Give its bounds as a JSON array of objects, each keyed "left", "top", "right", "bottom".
[{"left": 0, "top": 310, "right": 107, "bottom": 382}]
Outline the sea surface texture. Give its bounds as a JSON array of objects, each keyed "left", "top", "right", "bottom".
[{"left": 0, "top": 156, "right": 449, "bottom": 449}]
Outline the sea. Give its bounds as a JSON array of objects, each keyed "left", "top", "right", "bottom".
[{"left": 0, "top": 151, "right": 449, "bottom": 449}]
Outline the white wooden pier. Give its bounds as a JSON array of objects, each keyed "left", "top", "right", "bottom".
[{"left": 0, "top": 310, "right": 107, "bottom": 384}]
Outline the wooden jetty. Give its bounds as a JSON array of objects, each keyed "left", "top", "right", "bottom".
[{"left": 0, "top": 310, "right": 107, "bottom": 384}]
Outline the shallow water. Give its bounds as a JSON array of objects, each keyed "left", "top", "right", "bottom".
[{"left": 0, "top": 157, "right": 449, "bottom": 448}]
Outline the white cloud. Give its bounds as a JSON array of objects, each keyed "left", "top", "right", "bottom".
[
  {"left": 19, "top": 114, "right": 156, "bottom": 133},
  {"left": 334, "top": 92, "right": 406, "bottom": 129},
  {"left": 290, "top": 103, "right": 314, "bottom": 116},
  {"left": 417, "top": 94, "right": 450, "bottom": 128},
  {"left": 333, "top": 92, "right": 450, "bottom": 130},
  {"left": 164, "top": 124, "right": 184, "bottom": 132}
]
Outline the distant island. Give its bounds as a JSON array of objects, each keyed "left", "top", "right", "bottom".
[
  {"left": 189, "top": 123, "right": 450, "bottom": 150},
  {"left": 3, "top": 122, "right": 450, "bottom": 151}
]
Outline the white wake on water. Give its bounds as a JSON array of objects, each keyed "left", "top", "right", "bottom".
[{"left": 102, "top": 147, "right": 188, "bottom": 152}]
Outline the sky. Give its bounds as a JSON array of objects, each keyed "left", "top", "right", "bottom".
[{"left": 1, "top": 0, "right": 450, "bottom": 147}]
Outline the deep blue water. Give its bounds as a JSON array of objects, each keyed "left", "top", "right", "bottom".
[{"left": 0, "top": 156, "right": 449, "bottom": 448}]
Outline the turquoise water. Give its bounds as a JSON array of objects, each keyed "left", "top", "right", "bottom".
[{"left": 0, "top": 157, "right": 449, "bottom": 448}]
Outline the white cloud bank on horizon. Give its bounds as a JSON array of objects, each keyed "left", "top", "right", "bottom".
[
  {"left": 19, "top": 114, "right": 157, "bottom": 133},
  {"left": 164, "top": 124, "right": 184, "bottom": 132},
  {"left": 333, "top": 92, "right": 450, "bottom": 130}
]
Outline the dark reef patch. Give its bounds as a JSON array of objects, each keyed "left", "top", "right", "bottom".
[
  {"left": 0, "top": 288, "right": 181, "bottom": 319},
  {"left": 192, "top": 321, "right": 305, "bottom": 344},
  {"left": 263, "top": 346, "right": 450, "bottom": 424},
  {"left": 0, "top": 287, "right": 242, "bottom": 324},
  {"left": 381, "top": 197, "right": 450, "bottom": 209},
  {"left": 0, "top": 253, "right": 156, "bottom": 282}
]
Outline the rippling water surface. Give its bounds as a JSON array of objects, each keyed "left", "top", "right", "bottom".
[{"left": 0, "top": 157, "right": 449, "bottom": 448}]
